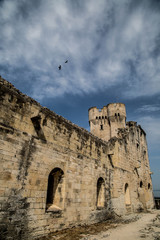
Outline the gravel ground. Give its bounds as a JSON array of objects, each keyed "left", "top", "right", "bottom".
[{"left": 37, "top": 210, "right": 160, "bottom": 240}]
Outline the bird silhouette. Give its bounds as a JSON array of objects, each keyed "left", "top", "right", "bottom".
[
  {"left": 65, "top": 60, "right": 68, "bottom": 63},
  {"left": 58, "top": 65, "right": 61, "bottom": 70}
]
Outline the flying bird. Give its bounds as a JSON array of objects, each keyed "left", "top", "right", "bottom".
[{"left": 58, "top": 60, "right": 68, "bottom": 70}]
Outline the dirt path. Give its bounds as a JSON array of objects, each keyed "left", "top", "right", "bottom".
[
  {"left": 81, "top": 211, "right": 160, "bottom": 240},
  {"left": 38, "top": 210, "right": 160, "bottom": 240}
]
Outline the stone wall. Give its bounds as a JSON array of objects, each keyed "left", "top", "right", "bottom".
[
  {"left": 111, "top": 123, "right": 154, "bottom": 214},
  {"left": 0, "top": 77, "right": 154, "bottom": 240}
]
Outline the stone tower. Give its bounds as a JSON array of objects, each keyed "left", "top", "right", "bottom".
[{"left": 88, "top": 103, "right": 126, "bottom": 141}]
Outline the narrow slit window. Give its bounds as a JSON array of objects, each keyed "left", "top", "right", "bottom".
[{"left": 100, "top": 124, "right": 103, "bottom": 130}]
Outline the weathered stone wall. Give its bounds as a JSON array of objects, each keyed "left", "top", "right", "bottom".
[
  {"left": 110, "top": 123, "right": 154, "bottom": 214},
  {"left": 0, "top": 77, "right": 154, "bottom": 240}
]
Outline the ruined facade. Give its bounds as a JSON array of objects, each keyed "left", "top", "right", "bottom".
[{"left": 0, "top": 77, "right": 154, "bottom": 240}]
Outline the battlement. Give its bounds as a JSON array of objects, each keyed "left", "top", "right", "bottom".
[
  {"left": 88, "top": 103, "right": 126, "bottom": 141},
  {"left": 89, "top": 103, "right": 126, "bottom": 120}
]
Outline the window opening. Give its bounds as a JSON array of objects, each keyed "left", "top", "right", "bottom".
[
  {"left": 100, "top": 124, "right": 103, "bottom": 130},
  {"left": 124, "top": 183, "right": 131, "bottom": 205},
  {"left": 46, "top": 168, "right": 64, "bottom": 211},
  {"left": 140, "top": 181, "right": 143, "bottom": 188},
  {"left": 148, "top": 183, "right": 151, "bottom": 189},
  {"left": 97, "top": 177, "right": 105, "bottom": 208},
  {"left": 31, "top": 115, "right": 46, "bottom": 141}
]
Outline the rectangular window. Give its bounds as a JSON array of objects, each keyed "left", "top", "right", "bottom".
[{"left": 100, "top": 124, "right": 103, "bottom": 130}]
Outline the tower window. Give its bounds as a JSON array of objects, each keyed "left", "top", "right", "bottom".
[
  {"left": 100, "top": 124, "right": 103, "bottom": 130},
  {"left": 96, "top": 116, "right": 98, "bottom": 119},
  {"left": 118, "top": 113, "right": 120, "bottom": 117},
  {"left": 99, "top": 116, "right": 101, "bottom": 119},
  {"left": 140, "top": 181, "right": 143, "bottom": 188},
  {"left": 102, "top": 116, "right": 104, "bottom": 119}
]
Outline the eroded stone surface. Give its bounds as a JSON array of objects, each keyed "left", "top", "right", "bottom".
[{"left": 0, "top": 76, "right": 154, "bottom": 239}]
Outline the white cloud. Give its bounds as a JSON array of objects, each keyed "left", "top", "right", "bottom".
[
  {"left": 137, "top": 115, "right": 160, "bottom": 189},
  {"left": 0, "top": 0, "right": 17, "bottom": 21},
  {"left": 137, "top": 116, "right": 160, "bottom": 152},
  {"left": 136, "top": 104, "right": 160, "bottom": 113},
  {"left": 0, "top": 0, "right": 160, "bottom": 98}
]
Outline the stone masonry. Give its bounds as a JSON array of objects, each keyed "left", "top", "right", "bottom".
[{"left": 0, "top": 77, "right": 154, "bottom": 240}]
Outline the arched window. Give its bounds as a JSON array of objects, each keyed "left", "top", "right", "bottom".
[
  {"left": 46, "top": 168, "right": 64, "bottom": 211},
  {"left": 148, "top": 183, "right": 151, "bottom": 189},
  {"left": 96, "top": 116, "right": 98, "bottom": 119},
  {"left": 99, "top": 116, "right": 101, "bottom": 119},
  {"left": 124, "top": 183, "right": 131, "bottom": 205},
  {"left": 140, "top": 181, "right": 143, "bottom": 188},
  {"left": 97, "top": 177, "right": 105, "bottom": 208},
  {"left": 115, "top": 113, "right": 117, "bottom": 117},
  {"left": 118, "top": 113, "right": 120, "bottom": 117}
]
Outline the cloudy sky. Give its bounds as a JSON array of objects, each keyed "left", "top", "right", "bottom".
[{"left": 0, "top": 0, "right": 160, "bottom": 191}]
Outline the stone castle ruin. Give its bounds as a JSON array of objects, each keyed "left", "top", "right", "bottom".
[{"left": 0, "top": 77, "right": 154, "bottom": 239}]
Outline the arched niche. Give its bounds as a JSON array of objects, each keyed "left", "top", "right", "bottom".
[
  {"left": 124, "top": 183, "right": 131, "bottom": 205},
  {"left": 97, "top": 177, "right": 105, "bottom": 208},
  {"left": 46, "top": 168, "right": 64, "bottom": 211}
]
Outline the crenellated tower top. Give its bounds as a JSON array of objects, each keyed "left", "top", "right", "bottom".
[{"left": 88, "top": 103, "right": 126, "bottom": 141}]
